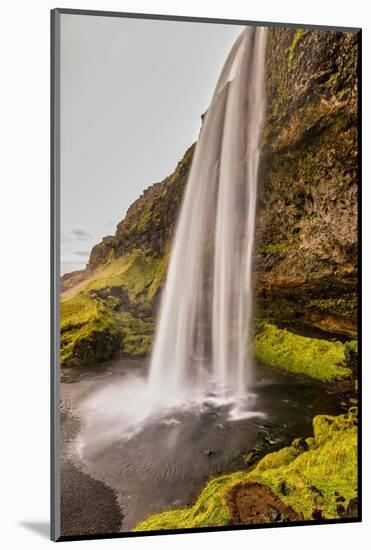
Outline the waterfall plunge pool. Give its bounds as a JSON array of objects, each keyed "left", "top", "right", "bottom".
[{"left": 60, "top": 358, "right": 346, "bottom": 532}]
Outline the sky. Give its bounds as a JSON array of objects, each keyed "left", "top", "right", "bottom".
[{"left": 60, "top": 14, "right": 245, "bottom": 274}]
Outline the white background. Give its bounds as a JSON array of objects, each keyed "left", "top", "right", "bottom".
[{"left": 0, "top": 1, "right": 369, "bottom": 548}]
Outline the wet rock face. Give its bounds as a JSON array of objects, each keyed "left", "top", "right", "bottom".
[{"left": 255, "top": 28, "right": 359, "bottom": 330}]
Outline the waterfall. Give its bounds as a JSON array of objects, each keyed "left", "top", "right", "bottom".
[{"left": 148, "top": 27, "right": 267, "bottom": 403}]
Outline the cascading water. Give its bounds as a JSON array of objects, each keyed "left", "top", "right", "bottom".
[
  {"left": 148, "top": 27, "right": 267, "bottom": 402},
  {"left": 76, "top": 28, "right": 268, "bottom": 454}
]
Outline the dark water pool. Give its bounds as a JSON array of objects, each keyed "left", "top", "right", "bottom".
[{"left": 61, "top": 358, "right": 345, "bottom": 531}]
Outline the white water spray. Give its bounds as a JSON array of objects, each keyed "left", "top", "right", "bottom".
[
  {"left": 148, "top": 27, "right": 267, "bottom": 402},
  {"left": 75, "top": 28, "right": 268, "bottom": 452}
]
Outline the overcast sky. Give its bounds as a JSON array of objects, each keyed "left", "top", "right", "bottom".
[{"left": 60, "top": 14, "right": 245, "bottom": 274}]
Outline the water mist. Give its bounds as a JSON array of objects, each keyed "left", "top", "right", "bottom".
[{"left": 77, "top": 28, "right": 268, "bottom": 453}]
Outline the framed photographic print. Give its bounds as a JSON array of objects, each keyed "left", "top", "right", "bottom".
[{"left": 51, "top": 8, "right": 361, "bottom": 541}]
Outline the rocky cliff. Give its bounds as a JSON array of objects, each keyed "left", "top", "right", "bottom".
[
  {"left": 255, "top": 29, "right": 359, "bottom": 336},
  {"left": 60, "top": 28, "right": 359, "bottom": 368}
]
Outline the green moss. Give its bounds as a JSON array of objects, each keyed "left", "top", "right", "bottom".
[
  {"left": 337, "top": 87, "right": 351, "bottom": 100},
  {"left": 288, "top": 30, "right": 305, "bottom": 68},
  {"left": 119, "top": 311, "right": 153, "bottom": 356},
  {"left": 60, "top": 248, "right": 161, "bottom": 366},
  {"left": 61, "top": 292, "right": 98, "bottom": 332},
  {"left": 254, "top": 324, "right": 351, "bottom": 381},
  {"left": 302, "top": 214, "right": 317, "bottom": 222},
  {"left": 134, "top": 472, "right": 242, "bottom": 531},
  {"left": 250, "top": 411, "right": 358, "bottom": 519},
  {"left": 307, "top": 296, "right": 357, "bottom": 319},
  {"left": 255, "top": 293, "right": 297, "bottom": 325},
  {"left": 61, "top": 293, "right": 153, "bottom": 366},
  {"left": 255, "top": 282, "right": 357, "bottom": 338},
  {"left": 326, "top": 70, "right": 341, "bottom": 85},
  {"left": 259, "top": 242, "right": 288, "bottom": 254},
  {"left": 346, "top": 340, "right": 358, "bottom": 354},
  {"left": 292, "top": 231, "right": 301, "bottom": 243},
  {"left": 134, "top": 411, "right": 357, "bottom": 531},
  {"left": 264, "top": 30, "right": 293, "bottom": 127},
  {"left": 147, "top": 252, "right": 169, "bottom": 301},
  {"left": 81, "top": 250, "right": 161, "bottom": 302},
  {"left": 60, "top": 293, "right": 121, "bottom": 366}
]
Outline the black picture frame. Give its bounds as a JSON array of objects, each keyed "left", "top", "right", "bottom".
[{"left": 51, "top": 8, "right": 362, "bottom": 542}]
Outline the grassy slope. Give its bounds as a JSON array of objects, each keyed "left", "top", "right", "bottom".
[
  {"left": 254, "top": 323, "right": 355, "bottom": 381},
  {"left": 134, "top": 410, "right": 357, "bottom": 531},
  {"left": 61, "top": 249, "right": 166, "bottom": 367}
]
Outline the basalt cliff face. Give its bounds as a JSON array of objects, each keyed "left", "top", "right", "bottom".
[
  {"left": 255, "top": 29, "right": 358, "bottom": 336},
  {"left": 60, "top": 28, "right": 359, "bottom": 368}
]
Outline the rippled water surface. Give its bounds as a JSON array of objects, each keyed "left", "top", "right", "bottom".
[{"left": 61, "top": 358, "right": 343, "bottom": 530}]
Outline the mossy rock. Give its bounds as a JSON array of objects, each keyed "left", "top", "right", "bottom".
[
  {"left": 256, "top": 28, "right": 358, "bottom": 303},
  {"left": 60, "top": 249, "right": 162, "bottom": 367},
  {"left": 254, "top": 323, "right": 352, "bottom": 381},
  {"left": 134, "top": 411, "right": 357, "bottom": 531},
  {"left": 71, "top": 328, "right": 122, "bottom": 365}
]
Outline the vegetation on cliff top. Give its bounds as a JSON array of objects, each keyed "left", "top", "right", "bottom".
[
  {"left": 254, "top": 323, "right": 354, "bottom": 381},
  {"left": 134, "top": 409, "right": 358, "bottom": 531}
]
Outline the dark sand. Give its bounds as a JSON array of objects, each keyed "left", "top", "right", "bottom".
[{"left": 60, "top": 410, "right": 122, "bottom": 537}]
